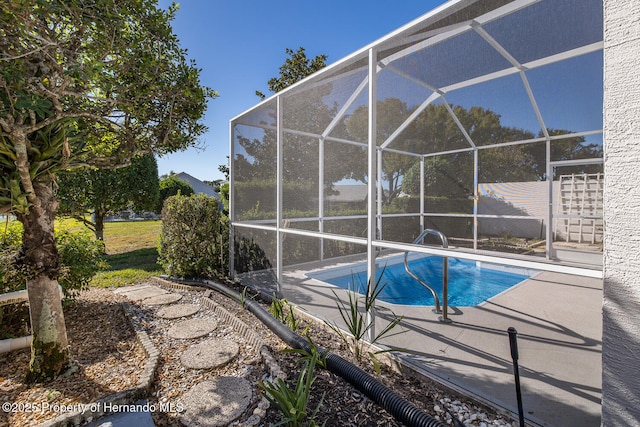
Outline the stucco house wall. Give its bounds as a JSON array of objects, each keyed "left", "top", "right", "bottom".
[{"left": 602, "top": 0, "right": 640, "bottom": 425}]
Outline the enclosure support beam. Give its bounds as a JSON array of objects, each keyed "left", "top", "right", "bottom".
[
  {"left": 229, "top": 121, "right": 236, "bottom": 279},
  {"left": 276, "top": 95, "right": 283, "bottom": 294},
  {"left": 420, "top": 156, "right": 425, "bottom": 234},
  {"left": 473, "top": 149, "right": 479, "bottom": 250},
  {"left": 367, "top": 47, "right": 378, "bottom": 343},
  {"left": 546, "top": 138, "right": 553, "bottom": 260},
  {"left": 322, "top": 76, "right": 369, "bottom": 139},
  {"left": 377, "top": 149, "right": 383, "bottom": 238},
  {"left": 319, "top": 137, "right": 325, "bottom": 261}
]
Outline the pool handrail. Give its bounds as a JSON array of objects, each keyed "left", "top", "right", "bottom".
[{"left": 404, "top": 229, "right": 451, "bottom": 323}]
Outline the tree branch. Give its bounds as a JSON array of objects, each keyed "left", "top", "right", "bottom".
[
  {"left": 0, "top": 43, "right": 57, "bottom": 61},
  {"left": 13, "top": 131, "right": 40, "bottom": 209}
]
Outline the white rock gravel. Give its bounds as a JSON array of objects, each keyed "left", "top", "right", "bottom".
[{"left": 433, "top": 397, "right": 517, "bottom": 426}]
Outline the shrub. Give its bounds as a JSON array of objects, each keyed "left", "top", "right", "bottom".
[
  {"left": 1, "top": 222, "right": 108, "bottom": 298},
  {"left": 258, "top": 352, "right": 324, "bottom": 427},
  {"left": 326, "top": 267, "right": 405, "bottom": 372},
  {"left": 158, "top": 194, "right": 229, "bottom": 279},
  {"left": 0, "top": 223, "right": 24, "bottom": 294},
  {"left": 56, "top": 230, "right": 109, "bottom": 298},
  {"left": 157, "top": 175, "right": 194, "bottom": 213}
]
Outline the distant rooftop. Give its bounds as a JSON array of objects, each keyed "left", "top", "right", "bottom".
[{"left": 175, "top": 172, "right": 220, "bottom": 199}]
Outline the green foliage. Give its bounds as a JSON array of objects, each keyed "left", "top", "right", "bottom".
[
  {"left": 284, "top": 335, "right": 329, "bottom": 370},
  {"left": 326, "top": 269, "right": 405, "bottom": 368},
  {"left": 219, "top": 182, "right": 230, "bottom": 213},
  {"left": 233, "top": 236, "right": 273, "bottom": 274},
  {"left": 0, "top": 122, "right": 80, "bottom": 216},
  {"left": 1, "top": 0, "right": 214, "bottom": 159},
  {"left": 233, "top": 179, "right": 316, "bottom": 216},
  {"left": 240, "top": 286, "right": 248, "bottom": 308},
  {"left": 269, "top": 296, "right": 306, "bottom": 333},
  {"left": 402, "top": 156, "right": 470, "bottom": 198},
  {"left": 157, "top": 175, "right": 195, "bottom": 213},
  {"left": 57, "top": 155, "right": 159, "bottom": 240},
  {"left": 256, "top": 47, "right": 327, "bottom": 100},
  {"left": 56, "top": 231, "right": 109, "bottom": 297},
  {"left": 259, "top": 353, "right": 325, "bottom": 427},
  {"left": 92, "top": 248, "right": 162, "bottom": 288},
  {"left": 1, "top": 0, "right": 214, "bottom": 219},
  {"left": 242, "top": 47, "right": 364, "bottom": 193},
  {"left": 269, "top": 296, "right": 286, "bottom": 323},
  {"left": 388, "top": 196, "right": 474, "bottom": 215},
  {"left": 158, "top": 194, "right": 228, "bottom": 279},
  {"left": 1, "top": 0, "right": 214, "bottom": 378},
  {"left": 0, "top": 225, "right": 24, "bottom": 293},
  {"left": 0, "top": 223, "right": 108, "bottom": 298}
]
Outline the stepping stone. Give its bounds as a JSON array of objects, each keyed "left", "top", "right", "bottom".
[
  {"left": 156, "top": 303, "right": 201, "bottom": 319},
  {"left": 142, "top": 293, "right": 182, "bottom": 306},
  {"left": 168, "top": 318, "right": 218, "bottom": 339},
  {"left": 113, "top": 284, "right": 153, "bottom": 294},
  {"left": 181, "top": 338, "right": 239, "bottom": 369},
  {"left": 115, "top": 285, "right": 168, "bottom": 301},
  {"left": 179, "top": 377, "right": 252, "bottom": 427}
]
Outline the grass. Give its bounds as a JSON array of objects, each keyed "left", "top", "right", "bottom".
[
  {"left": 92, "top": 246, "right": 163, "bottom": 288},
  {"left": 3, "top": 217, "right": 164, "bottom": 288},
  {"left": 89, "top": 220, "right": 163, "bottom": 288},
  {"left": 101, "top": 221, "right": 163, "bottom": 255}
]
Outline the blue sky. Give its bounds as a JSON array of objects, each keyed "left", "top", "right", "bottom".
[{"left": 156, "top": 1, "right": 447, "bottom": 182}]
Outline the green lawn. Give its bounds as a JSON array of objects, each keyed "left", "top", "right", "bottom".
[
  {"left": 5, "top": 218, "right": 164, "bottom": 288},
  {"left": 91, "top": 220, "right": 164, "bottom": 288}
]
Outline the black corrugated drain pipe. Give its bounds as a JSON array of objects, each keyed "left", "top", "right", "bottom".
[{"left": 164, "top": 276, "right": 446, "bottom": 427}]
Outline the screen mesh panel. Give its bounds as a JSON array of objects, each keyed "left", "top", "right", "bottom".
[{"left": 231, "top": 0, "right": 604, "bottom": 274}]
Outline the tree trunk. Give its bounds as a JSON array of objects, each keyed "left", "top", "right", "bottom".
[
  {"left": 18, "top": 179, "right": 71, "bottom": 382},
  {"left": 94, "top": 207, "right": 105, "bottom": 241}
]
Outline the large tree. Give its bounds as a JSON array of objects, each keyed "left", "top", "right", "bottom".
[
  {"left": 255, "top": 47, "right": 327, "bottom": 100},
  {"left": 241, "top": 47, "right": 367, "bottom": 208},
  {"left": 57, "top": 155, "right": 160, "bottom": 240},
  {"left": 345, "top": 101, "right": 539, "bottom": 201},
  {"left": 0, "top": 0, "right": 215, "bottom": 381},
  {"left": 346, "top": 98, "right": 422, "bottom": 202}
]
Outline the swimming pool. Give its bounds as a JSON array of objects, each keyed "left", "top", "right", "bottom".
[{"left": 306, "top": 254, "right": 534, "bottom": 306}]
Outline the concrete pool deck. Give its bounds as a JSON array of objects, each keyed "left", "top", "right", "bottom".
[{"left": 271, "top": 263, "right": 603, "bottom": 427}]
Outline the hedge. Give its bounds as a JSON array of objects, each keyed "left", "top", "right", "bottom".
[{"left": 158, "top": 194, "right": 229, "bottom": 279}]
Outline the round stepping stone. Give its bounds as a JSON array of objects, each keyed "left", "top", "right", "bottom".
[
  {"left": 156, "top": 303, "right": 200, "bottom": 319},
  {"left": 181, "top": 338, "right": 239, "bottom": 369},
  {"left": 119, "top": 285, "right": 168, "bottom": 300},
  {"left": 168, "top": 318, "right": 218, "bottom": 339},
  {"left": 179, "top": 377, "right": 252, "bottom": 427},
  {"left": 143, "top": 293, "right": 182, "bottom": 306}
]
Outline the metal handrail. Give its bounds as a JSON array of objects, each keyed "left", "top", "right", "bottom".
[{"left": 404, "top": 229, "right": 451, "bottom": 323}]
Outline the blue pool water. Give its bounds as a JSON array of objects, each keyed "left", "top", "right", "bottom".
[{"left": 307, "top": 255, "right": 533, "bottom": 306}]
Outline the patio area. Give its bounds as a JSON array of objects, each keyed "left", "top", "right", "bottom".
[{"left": 276, "top": 265, "right": 602, "bottom": 426}]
